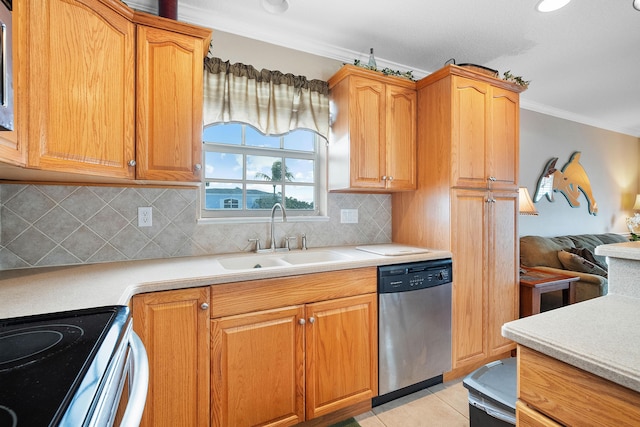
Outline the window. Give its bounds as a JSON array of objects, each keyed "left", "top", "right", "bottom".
[{"left": 202, "top": 123, "right": 323, "bottom": 218}]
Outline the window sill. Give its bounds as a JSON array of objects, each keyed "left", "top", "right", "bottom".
[{"left": 197, "top": 215, "right": 330, "bottom": 225}]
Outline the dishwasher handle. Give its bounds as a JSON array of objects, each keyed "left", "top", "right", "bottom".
[{"left": 120, "top": 331, "right": 149, "bottom": 427}]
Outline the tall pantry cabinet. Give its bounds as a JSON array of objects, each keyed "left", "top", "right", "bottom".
[{"left": 392, "top": 65, "right": 525, "bottom": 379}]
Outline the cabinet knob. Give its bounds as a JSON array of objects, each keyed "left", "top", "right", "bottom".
[
  {"left": 200, "top": 302, "right": 209, "bottom": 310},
  {"left": 488, "top": 176, "right": 497, "bottom": 182},
  {"left": 128, "top": 160, "right": 136, "bottom": 167},
  {"left": 308, "top": 317, "right": 315, "bottom": 324},
  {"left": 298, "top": 318, "right": 306, "bottom": 325},
  {"left": 388, "top": 176, "right": 394, "bottom": 181},
  {"left": 381, "top": 176, "right": 387, "bottom": 181},
  {"left": 194, "top": 163, "right": 202, "bottom": 171}
]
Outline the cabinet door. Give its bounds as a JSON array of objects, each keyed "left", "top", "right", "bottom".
[
  {"left": 450, "top": 189, "right": 489, "bottom": 367},
  {"left": 386, "top": 84, "right": 416, "bottom": 190},
  {"left": 487, "top": 190, "right": 518, "bottom": 355},
  {"left": 305, "top": 293, "right": 378, "bottom": 419},
  {"left": 136, "top": 24, "right": 206, "bottom": 181},
  {"left": 133, "top": 287, "right": 210, "bottom": 427},
  {"left": 489, "top": 87, "right": 519, "bottom": 189},
  {"left": 349, "top": 76, "right": 386, "bottom": 189},
  {"left": 27, "top": 0, "right": 136, "bottom": 178},
  {"left": 451, "top": 76, "right": 490, "bottom": 188},
  {"left": 211, "top": 306, "right": 305, "bottom": 427}
]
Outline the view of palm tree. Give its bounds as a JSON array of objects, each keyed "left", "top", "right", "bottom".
[{"left": 255, "top": 160, "right": 294, "bottom": 204}]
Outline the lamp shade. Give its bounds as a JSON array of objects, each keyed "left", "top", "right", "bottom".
[
  {"left": 519, "top": 187, "right": 539, "bottom": 215},
  {"left": 633, "top": 194, "right": 640, "bottom": 210}
]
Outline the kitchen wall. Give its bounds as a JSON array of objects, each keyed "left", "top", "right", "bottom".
[
  {"left": 519, "top": 110, "right": 640, "bottom": 237},
  {"left": 2, "top": 30, "right": 639, "bottom": 269},
  {"left": 0, "top": 185, "right": 391, "bottom": 269}
]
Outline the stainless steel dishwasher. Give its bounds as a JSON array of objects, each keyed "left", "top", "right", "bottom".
[{"left": 373, "top": 258, "right": 452, "bottom": 406}]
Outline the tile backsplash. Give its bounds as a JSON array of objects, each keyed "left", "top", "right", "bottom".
[{"left": 0, "top": 184, "right": 391, "bottom": 270}]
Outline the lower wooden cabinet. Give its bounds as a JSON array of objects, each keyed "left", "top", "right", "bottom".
[
  {"left": 132, "top": 287, "right": 211, "bottom": 427},
  {"left": 210, "top": 268, "right": 378, "bottom": 427},
  {"left": 517, "top": 345, "right": 640, "bottom": 426},
  {"left": 131, "top": 268, "right": 378, "bottom": 427}
]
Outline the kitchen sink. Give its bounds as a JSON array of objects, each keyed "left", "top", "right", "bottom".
[
  {"left": 217, "top": 254, "right": 290, "bottom": 270},
  {"left": 217, "top": 250, "right": 350, "bottom": 270},
  {"left": 280, "top": 250, "right": 348, "bottom": 265}
]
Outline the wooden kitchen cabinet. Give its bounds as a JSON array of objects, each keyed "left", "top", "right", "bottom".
[
  {"left": 452, "top": 76, "right": 520, "bottom": 190},
  {"left": 134, "top": 13, "right": 210, "bottom": 181},
  {"left": 450, "top": 188, "right": 518, "bottom": 368},
  {"left": 392, "top": 64, "right": 523, "bottom": 379},
  {"left": 210, "top": 268, "right": 378, "bottom": 427},
  {"left": 328, "top": 65, "right": 416, "bottom": 192},
  {"left": 132, "top": 287, "right": 210, "bottom": 427},
  {"left": 517, "top": 345, "right": 640, "bottom": 426},
  {"left": 26, "top": 0, "right": 136, "bottom": 178},
  {"left": 22, "top": 0, "right": 211, "bottom": 182}
]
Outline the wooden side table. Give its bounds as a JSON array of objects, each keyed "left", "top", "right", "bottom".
[{"left": 519, "top": 268, "right": 580, "bottom": 317}]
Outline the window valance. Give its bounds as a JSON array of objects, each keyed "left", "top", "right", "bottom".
[{"left": 203, "top": 57, "right": 330, "bottom": 139}]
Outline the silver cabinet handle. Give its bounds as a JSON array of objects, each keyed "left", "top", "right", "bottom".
[
  {"left": 298, "top": 318, "right": 306, "bottom": 325},
  {"left": 381, "top": 176, "right": 387, "bottom": 181},
  {"left": 194, "top": 163, "right": 202, "bottom": 171},
  {"left": 488, "top": 176, "right": 497, "bottom": 181},
  {"left": 388, "top": 176, "right": 394, "bottom": 181},
  {"left": 128, "top": 160, "right": 136, "bottom": 167},
  {"left": 308, "top": 317, "right": 315, "bottom": 324},
  {"left": 200, "top": 303, "right": 209, "bottom": 310}
]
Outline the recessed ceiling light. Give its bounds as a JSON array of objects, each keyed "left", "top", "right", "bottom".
[
  {"left": 536, "top": 0, "right": 572, "bottom": 12},
  {"left": 261, "top": 0, "right": 289, "bottom": 14},
  {"left": 634, "top": 0, "right": 640, "bottom": 11}
]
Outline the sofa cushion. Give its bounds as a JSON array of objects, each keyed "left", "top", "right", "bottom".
[
  {"left": 520, "top": 235, "right": 576, "bottom": 268},
  {"left": 558, "top": 250, "right": 608, "bottom": 277},
  {"left": 567, "top": 247, "right": 608, "bottom": 270},
  {"left": 566, "top": 233, "right": 628, "bottom": 266}
]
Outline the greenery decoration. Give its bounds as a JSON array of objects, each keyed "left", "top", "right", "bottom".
[
  {"left": 502, "top": 70, "right": 531, "bottom": 88},
  {"left": 351, "top": 59, "right": 416, "bottom": 81}
]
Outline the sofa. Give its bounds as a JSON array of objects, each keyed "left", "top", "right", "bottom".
[{"left": 519, "top": 233, "right": 628, "bottom": 307}]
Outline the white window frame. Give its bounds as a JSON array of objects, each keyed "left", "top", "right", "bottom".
[{"left": 199, "top": 124, "right": 328, "bottom": 224}]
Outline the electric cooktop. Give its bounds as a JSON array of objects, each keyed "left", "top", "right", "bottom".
[{"left": 0, "top": 306, "right": 129, "bottom": 427}]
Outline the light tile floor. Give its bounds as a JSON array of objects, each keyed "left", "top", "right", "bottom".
[{"left": 355, "top": 380, "right": 470, "bottom": 427}]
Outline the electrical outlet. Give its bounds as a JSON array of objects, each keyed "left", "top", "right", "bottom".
[
  {"left": 138, "top": 207, "right": 153, "bottom": 227},
  {"left": 340, "top": 209, "right": 358, "bottom": 224}
]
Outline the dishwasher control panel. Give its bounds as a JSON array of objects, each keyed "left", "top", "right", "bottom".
[{"left": 378, "top": 259, "right": 452, "bottom": 293}]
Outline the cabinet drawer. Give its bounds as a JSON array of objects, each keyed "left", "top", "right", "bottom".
[
  {"left": 210, "top": 267, "right": 377, "bottom": 318},
  {"left": 518, "top": 346, "right": 640, "bottom": 426}
]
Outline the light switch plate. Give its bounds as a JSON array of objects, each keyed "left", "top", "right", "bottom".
[
  {"left": 138, "top": 207, "right": 153, "bottom": 227},
  {"left": 340, "top": 209, "right": 358, "bottom": 224}
]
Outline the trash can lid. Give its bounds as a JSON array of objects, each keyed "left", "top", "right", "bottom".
[{"left": 462, "top": 357, "right": 517, "bottom": 411}]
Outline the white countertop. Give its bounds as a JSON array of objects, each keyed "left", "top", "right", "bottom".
[
  {"left": 0, "top": 245, "right": 451, "bottom": 320},
  {"left": 502, "top": 294, "right": 640, "bottom": 393},
  {"left": 595, "top": 240, "right": 640, "bottom": 260}
]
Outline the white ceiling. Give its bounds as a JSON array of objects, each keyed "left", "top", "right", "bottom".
[{"left": 128, "top": 0, "right": 640, "bottom": 137}]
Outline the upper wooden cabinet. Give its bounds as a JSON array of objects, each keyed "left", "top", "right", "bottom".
[
  {"left": 134, "top": 14, "right": 210, "bottom": 181},
  {"left": 26, "top": 0, "right": 137, "bottom": 179},
  {"left": 17, "top": 0, "right": 211, "bottom": 182},
  {"left": 328, "top": 65, "right": 416, "bottom": 192},
  {"left": 451, "top": 73, "right": 521, "bottom": 190}
]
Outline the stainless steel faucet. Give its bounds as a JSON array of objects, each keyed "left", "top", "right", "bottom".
[{"left": 269, "top": 202, "right": 287, "bottom": 251}]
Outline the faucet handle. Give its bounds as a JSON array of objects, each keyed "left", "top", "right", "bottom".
[
  {"left": 301, "top": 234, "right": 308, "bottom": 251},
  {"left": 248, "top": 238, "right": 262, "bottom": 252},
  {"left": 284, "top": 236, "right": 296, "bottom": 250}
]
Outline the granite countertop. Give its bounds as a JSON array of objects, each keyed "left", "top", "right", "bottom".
[
  {"left": 0, "top": 244, "right": 451, "bottom": 320},
  {"left": 503, "top": 240, "right": 640, "bottom": 394}
]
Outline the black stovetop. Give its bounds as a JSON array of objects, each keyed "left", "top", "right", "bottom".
[{"left": 0, "top": 306, "right": 129, "bottom": 427}]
